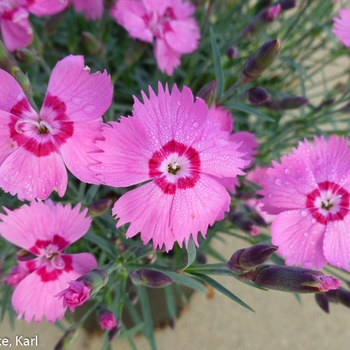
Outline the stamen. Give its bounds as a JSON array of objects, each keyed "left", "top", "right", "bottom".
[
  {"left": 168, "top": 162, "right": 181, "bottom": 175},
  {"left": 15, "top": 119, "right": 39, "bottom": 134}
]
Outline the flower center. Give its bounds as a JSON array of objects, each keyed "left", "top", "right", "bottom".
[
  {"left": 149, "top": 139, "right": 201, "bottom": 194},
  {"left": 305, "top": 181, "right": 350, "bottom": 224}
]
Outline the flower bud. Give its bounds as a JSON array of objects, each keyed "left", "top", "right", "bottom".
[
  {"left": 129, "top": 269, "right": 173, "bottom": 288},
  {"left": 104, "top": 0, "right": 116, "bottom": 8},
  {"left": 56, "top": 269, "right": 108, "bottom": 311},
  {"left": 227, "top": 245, "right": 278, "bottom": 272},
  {"left": 263, "top": 96, "right": 308, "bottom": 110},
  {"left": 197, "top": 80, "right": 217, "bottom": 107},
  {"left": 228, "top": 212, "right": 260, "bottom": 235},
  {"left": 53, "top": 327, "right": 79, "bottom": 350},
  {"left": 98, "top": 308, "right": 117, "bottom": 331},
  {"left": 315, "top": 293, "right": 329, "bottom": 313},
  {"left": 87, "top": 199, "right": 113, "bottom": 217},
  {"left": 242, "top": 5, "right": 281, "bottom": 37},
  {"left": 326, "top": 287, "right": 350, "bottom": 308},
  {"left": 246, "top": 87, "right": 271, "bottom": 105},
  {"left": 241, "top": 39, "right": 281, "bottom": 82},
  {"left": 278, "top": 0, "right": 296, "bottom": 10},
  {"left": 3, "top": 265, "right": 29, "bottom": 287},
  {"left": 14, "top": 48, "right": 39, "bottom": 66},
  {"left": 45, "top": 11, "right": 67, "bottom": 36},
  {"left": 227, "top": 46, "right": 239, "bottom": 59},
  {"left": 108, "top": 321, "right": 122, "bottom": 342},
  {"left": 81, "top": 32, "right": 105, "bottom": 55},
  {"left": 238, "top": 265, "right": 341, "bottom": 293}
]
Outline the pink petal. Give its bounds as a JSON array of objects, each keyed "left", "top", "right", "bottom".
[
  {"left": 333, "top": 8, "right": 350, "bottom": 47},
  {"left": 165, "top": 19, "right": 200, "bottom": 54},
  {"left": 45, "top": 55, "right": 113, "bottom": 122},
  {"left": 207, "top": 104, "right": 233, "bottom": 133},
  {"left": 0, "top": 146, "right": 67, "bottom": 201},
  {"left": 154, "top": 38, "right": 181, "bottom": 75},
  {"left": 91, "top": 119, "right": 154, "bottom": 187},
  {"left": 43, "top": 203, "right": 91, "bottom": 246},
  {"left": 26, "top": 0, "right": 69, "bottom": 16},
  {"left": 323, "top": 217, "right": 350, "bottom": 270},
  {"left": 59, "top": 121, "right": 104, "bottom": 184},
  {"left": 15, "top": 201, "right": 89, "bottom": 252},
  {"left": 143, "top": 0, "right": 168, "bottom": 16},
  {"left": 170, "top": 0, "right": 195, "bottom": 18},
  {"left": 271, "top": 210, "right": 327, "bottom": 270},
  {"left": 72, "top": 0, "right": 104, "bottom": 20},
  {"left": 0, "top": 8, "right": 33, "bottom": 51},
  {"left": 113, "top": 175, "right": 230, "bottom": 251},
  {"left": 0, "top": 70, "right": 28, "bottom": 111},
  {"left": 230, "top": 131, "right": 258, "bottom": 162},
  {"left": 170, "top": 174, "right": 231, "bottom": 246},
  {"left": 0, "top": 111, "right": 20, "bottom": 164},
  {"left": 296, "top": 136, "right": 350, "bottom": 187},
  {"left": 113, "top": 182, "right": 175, "bottom": 251},
  {"left": 259, "top": 151, "right": 318, "bottom": 215}
]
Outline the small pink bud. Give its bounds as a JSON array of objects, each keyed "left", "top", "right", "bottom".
[{"left": 99, "top": 310, "right": 117, "bottom": 331}]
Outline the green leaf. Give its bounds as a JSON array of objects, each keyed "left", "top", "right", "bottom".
[
  {"left": 139, "top": 286, "right": 157, "bottom": 350},
  {"left": 163, "top": 271, "right": 207, "bottom": 295},
  {"left": 227, "top": 102, "right": 275, "bottom": 122},
  {"left": 118, "top": 323, "right": 144, "bottom": 339},
  {"left": 84, "top": 185, "right": 100, "bottom": 203},
  {"left": 210, "top": 28, "right": 224, "bottom": 99},
  {"left": 184, "top": 238, "right": 196, "bottom": 269},
  {"left": 164, "top": 286, "right": 177, "bottom": 321},
  {"left": 192, "top": 274, "right": 254, "bottom": 312},
  {"left": 85, "top": 231, "right": 117, "bottom": 258}
]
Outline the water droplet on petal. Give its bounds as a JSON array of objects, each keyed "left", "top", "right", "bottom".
[
  {"left": 284, "top": 168, "right": 291, "bottom": 174},
  {"left": 274, "top": 179, "right": 282, "bottom": 186},
  {"left": 72, "top": 97, "right": 82, "bottom": 105},
  {"left": 192, "top": 122, "right": 199, "bottom": 128},
  {"left": 301, "top": 210, "right": 308, "bottom": 217},
  {"left": 84, "top": 105, "right": 96, "bottom": 113}
]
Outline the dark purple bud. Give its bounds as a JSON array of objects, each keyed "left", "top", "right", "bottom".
[
  {"left": 228, "top": 212, "right": 259, "bottom": 235},
  {"left": 279, "top": 0, "right": 296, "bottom": 11},
  {"left": 196, "top": 251, "right": 207, "bottom": 265},
  {"left": 263, "top": 96, "right": 308, "bottom": 110},
  {"left": 261, "top": 5, "right": 281, "bottom": 22},
  {"left": 128, "top": 288, "right": 139, "bottom": 305},
  {"left": 81, "top": 31, "right": 105, "bottom": 55},
  {"left": 241, "top": 39, "right": 281, "bottom": 82},
  {"left": 88, "top": 199, "right": 113, "bottom": 217},
  {"left": 227, "top": 244, "right": 278, "bottom": 272},
  {"left": 247, "top": 87, "right": 271, "bottom": 105},
  {"left": 104, "top": 0, "right": 116, "bottom": 9},
  {"left": 130, "top": 269, "right": 173, "bottom": 288},
  {"left": 326, "top": 287, "right": 350, "bottom": 308},
  {"left": 315, "top": 293, "right": 329, "bottom": 313},
  {"left": 108, "top": 321, "right": 122, "bottom": 342},
  {"left": 197, "top": 80, "right": 217, "bottom": 107},
  {"left": 168, "top": 317, "right": 176, "bottom": 329},
  {"left": 227, "top": 46, "right": 239, "bottom": 59},
  {"left": 238, "top": 265, "right": 341, "bottom": 293}
]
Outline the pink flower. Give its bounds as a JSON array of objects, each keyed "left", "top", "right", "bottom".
[
  {"left": 0, "top": 0, "right": 68, "bottom": 51},
  {"left": 56, "top": 280, "right": 91, "bottom": 312},
  {"left": 71, "top": 0, "right": 104, "bottom": 20},
  {"left": 0, "top": 55, "right": 113, "bottom": 201},
  {"left": 3, "top": 265, "right": 29, "bottom": 287},
  {"left": 110, "top": 0, "right": 200, "bottom": 75},
  {"left": 0, "top": 200, "right": 97, "bottom": 323},
  {"left": 332, "top": 8, "right": 350, "bottom": 47},
  {"left": 259, "top": 135, "right": 350, "bottom": 271},
  {"left": 99, "top": 310, "right": 117, "bottom": 330},
  {"left": 208, "top": 104, "right": 258, "bottom": 194},
  {"left": 91, "top": 83, "right": 249, "bottom": 251}
]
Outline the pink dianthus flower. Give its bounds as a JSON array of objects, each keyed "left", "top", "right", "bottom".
[
  {"left": 0, "top": 55, "right": 113, "bottom": 201},
  {"left": 332, "top": 8, "right": 350, "bottom": 47},
  {"left": 0, "top": 0, "right": 69, "bottom": 51},
  {"left": 259, "top": 135, "right": 350, "bottom": 271},
  {"left": 91, "top": 83, "right": 249, "bottom": 251},
  {"left": 110, "top": 0, "right": 200, "bottom": 75},
  {"left": 3, "top": 265, "right": 29, "bottom": 287},
  {"left": 99, "top": 310, "right": 117, "bottom": 330},
  {"left": 0, "top": 200, "right": 97, "bottom": 323}
]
